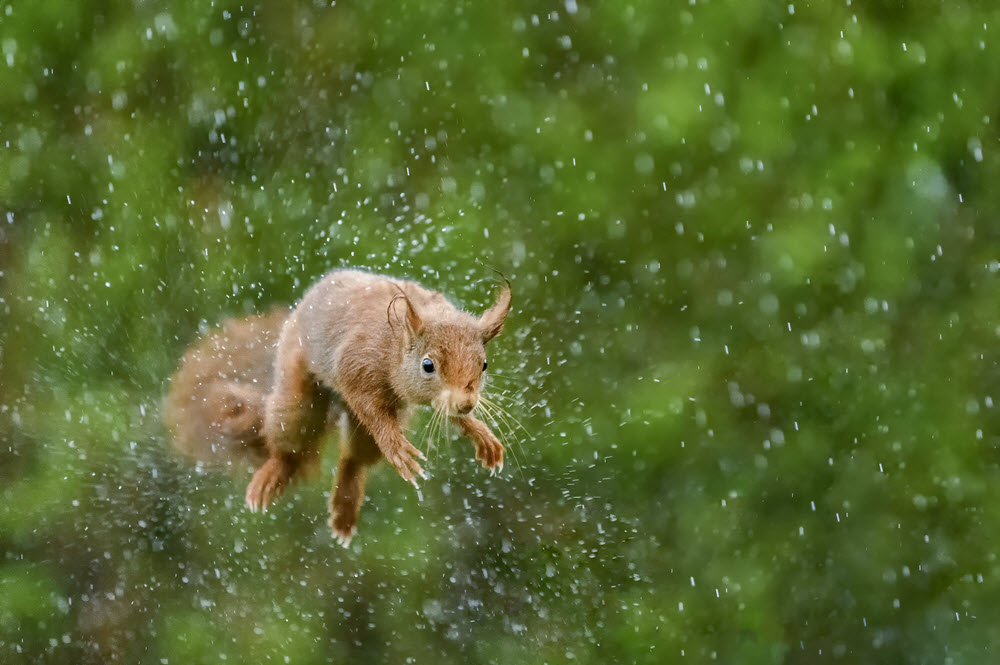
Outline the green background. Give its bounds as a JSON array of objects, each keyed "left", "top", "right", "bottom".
[{"left": 3, "top": 0, "right": 1000, "bottom": 662}]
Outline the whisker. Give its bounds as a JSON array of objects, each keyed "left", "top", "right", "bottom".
[
  {"left": 443, "top": 409, "right": 454, "bottom": 448},
  {"left": 485, "top": 394, "right": 537, "bottom": 444},
  {"left": 482, "top": 391, "right": 531, "bottom": 411},
  {"left": 424, "top": 408, "right": 436, "bottom": 454},
  {"left": 433, "top": 404, "right": 448, "bottom": 453},
  {"left": 486, "top": 389, "right": 531, "bottom": 410},
  {"left": 424, "top": 403, "right": 446, "bottom": 457},
  {"left": 480, "top": 395, "right": 533, "bottom": 443},
  {"left": 478, "top": 396, "right": 531, "bottom": 477},
  {"left": 482, "top": 374, "right": 519, "bottom": 386},
  {"left": 481, "top": 403, "right": 531, "bottom": 475},
  {"left": 479, "top": 401, "right": 522, "bottom": 450},
  {"left": 476, "top": 400, "right": 511, "bottom": 450},
  {"left": 420, "top": 407, "right": 436, "bottom": 452},
  {"left": 475, "top": 400, "right": 524, "bottom": 479}
]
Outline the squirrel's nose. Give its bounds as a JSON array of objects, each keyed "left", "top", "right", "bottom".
[{"left": 457, "top": 403, "right": 474, "bottom": 415}]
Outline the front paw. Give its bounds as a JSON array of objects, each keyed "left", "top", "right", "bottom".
[
  {"left": 383, "top": 438, "right": 427, "bottom": 488},
  {"left": 246, "top": 457, "right": 290, "bottom": 512},
  {"left": 474, "top": 430, "right": 504, "bottom": 474}
]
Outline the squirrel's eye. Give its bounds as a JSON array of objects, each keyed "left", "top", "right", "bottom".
[
  {"left": 422, "top": 358, "right": 435, "bottom": 374},
  {"left": 482, "top": 361, "right": 488, "bottom": 371}
]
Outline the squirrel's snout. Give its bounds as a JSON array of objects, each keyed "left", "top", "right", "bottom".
[{"left": 444, "top": 385, "right": 478, "bottom": 416}]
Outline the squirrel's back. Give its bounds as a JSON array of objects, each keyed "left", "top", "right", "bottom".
[
  {"left": 293, "top": 269, "right": 458, "bottom": 384},
  {"left": 164, "top": 309, "right": 288, "bottom": 467}
]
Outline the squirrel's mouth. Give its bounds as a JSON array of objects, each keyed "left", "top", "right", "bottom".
[{"left": 433, "top": 389, "right": 477, "bottom": 418}]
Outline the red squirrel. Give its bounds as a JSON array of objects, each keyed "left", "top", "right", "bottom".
[{"left": 164, "top": 270, "right": 511, "bottom": 545}]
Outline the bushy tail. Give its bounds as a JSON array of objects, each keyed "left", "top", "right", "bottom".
[{"left": 163, "top": 309, "right": 288, "bottom": 468}]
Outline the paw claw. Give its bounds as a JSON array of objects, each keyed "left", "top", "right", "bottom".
[
  {"left": 246, "top": 457, "right": 291, "bottom": 516},
  {"left": 387, "top": 440, "right": 426, "bottom": 486}
]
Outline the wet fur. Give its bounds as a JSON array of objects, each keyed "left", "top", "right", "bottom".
[
  {"left": 164, "top": 269, "right": 511, "bottom": 544},
  {"left": 164, "top": 309, "right": 288, "bottom": 468}
]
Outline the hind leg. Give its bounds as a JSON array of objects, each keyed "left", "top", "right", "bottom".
[
  {"left": 328, "top": 412, "right": 384, "bottom": 546},
  {"left": 246, "top": 321, "right": 329, "bottom": 512}
]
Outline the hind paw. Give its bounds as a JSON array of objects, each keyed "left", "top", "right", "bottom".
[
  {"left": 333, "top": 529, "right": 356, "bottom": 549},
  {"left": 328, "top": 513, "right": 358, "bottom": 548}
]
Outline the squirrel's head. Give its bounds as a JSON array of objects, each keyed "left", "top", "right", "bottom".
[{"left": 391, "top": 280, "right": 511, "bottom": 417}]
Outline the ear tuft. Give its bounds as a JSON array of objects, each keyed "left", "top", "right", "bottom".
[
  {"left": 388, "top": 291, "right": 424, "bottom": 337},
  {"left": 479, "top": 277, "right": 511, "bottom": 343}
]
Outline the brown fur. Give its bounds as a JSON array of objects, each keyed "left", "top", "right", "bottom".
[
  {"left": 164, "top": 270, "right": 511, "bottom": 544},
  {"left": 164, "top": 308, "right": 289, "bottom": 467}
]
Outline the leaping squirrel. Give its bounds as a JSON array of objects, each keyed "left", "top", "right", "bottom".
[{"left": 164, "top": 269, "right": 511, "bottom": 545}]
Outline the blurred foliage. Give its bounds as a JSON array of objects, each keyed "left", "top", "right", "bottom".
[{"left": 3, "top": 0, "right": 1000, "bottom": 662}]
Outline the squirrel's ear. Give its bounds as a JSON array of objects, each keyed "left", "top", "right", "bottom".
[
  {"left": 389, "top": 292, "right": 424, "bottom": 337},
  {"left": 404, "top": 298, "right": 424, "bottom": 336},
  {"left": 479, "top": 279, "right": 511, "bottom": 343}
]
